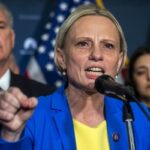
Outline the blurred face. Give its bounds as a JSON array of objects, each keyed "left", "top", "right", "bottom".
[
  {"left": 0, "top": 9, "right": 15, "bottom": 63},
  {"left": 133, "top": 54, "right": 150, "bottom": 101},
  {"left": 57, "top": 15, "right": 123, "bottom": 91}
]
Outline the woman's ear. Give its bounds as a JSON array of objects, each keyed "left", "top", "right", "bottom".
[{"left": 56, "top": 48, "right": 66, "bottom": 70}]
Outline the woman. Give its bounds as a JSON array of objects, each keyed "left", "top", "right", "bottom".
[
  {"left": 127, "top": 46, "right": 150, "bottom": 109},
  {"left": 0, "top": 4, "right": 149, "bottom": 150}
]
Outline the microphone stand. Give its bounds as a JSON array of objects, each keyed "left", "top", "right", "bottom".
[
  {"left": 123, "top": 93, "right": 150, "bottom": 150},
  {"left": 116, "top": 94, "right": 135, "bottom": 150},
  {"left": 117, "top": 92, "right": 150, "bottom": 150},
  {"left": 123, "top": 100, "right": 135, "bottom": 150},
  {"left": 103, "top": 90, "right": 150, "bottom": 150}
]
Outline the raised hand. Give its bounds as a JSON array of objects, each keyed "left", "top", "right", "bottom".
[{"left": 0, "top": 87, "right": 38, "bottom": 141}]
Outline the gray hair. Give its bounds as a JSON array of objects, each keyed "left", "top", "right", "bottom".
[
  {"left": 54, "top": 3, "right": 127, "bottom": 73},
  {"left": 0, "top": 3, "right": 13, "bottom": 28}
]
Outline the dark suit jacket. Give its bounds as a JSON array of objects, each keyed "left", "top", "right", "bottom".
[{"left": 10, "top": 72, "right": 54, "bottom": 97}]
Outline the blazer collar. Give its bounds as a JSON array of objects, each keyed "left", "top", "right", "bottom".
[
  {"left": 51, "top": 85, "right": 68, "bottom": 110},
  {"left": 50, "top": 85, "right": 76, "bottom": 150},
  {"left": 104, "top": 96, "right": 132, "bottom": 150}
]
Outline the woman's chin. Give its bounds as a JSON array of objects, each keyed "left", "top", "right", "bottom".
[{"left": 86, "top": 82, "right": 96, "bottom": 90}]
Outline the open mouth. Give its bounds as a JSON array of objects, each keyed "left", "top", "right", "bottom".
[{"left": 85, "top": 67, "right": 105, "bottom": 74}]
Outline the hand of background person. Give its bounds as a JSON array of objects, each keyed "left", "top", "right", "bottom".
[{"left": 0, "top": 87, "right": 38, "bottom": 142}]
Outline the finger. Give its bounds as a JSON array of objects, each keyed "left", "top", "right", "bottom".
[
  {"left": 6, "top": 87, "right": 37, "bottom": 110},
  {"left": 20, "top": 97, "right": 38, "bottom": 109},
  {"left": 18, "top": 106, "right": 36, "bottom": 123},
  {"left": 0, "top": 92, "right": 21, "bottom": 109},
  {"left": 0, "top": 115, "right": 25, "bottom": 132},
  {"left": 1, "top": 98, "right": 38, "bottom": 131},
  {"left": 8, "top": 87, "right": 27, "bottom": 101},
  {"left": 0, "top": 110, "right": 14, "bottom": 121},
  {"left": 16, "top": 97, "right": 38, "bottom": 123},
  {"left": 0, "top": 100, "right": 17, "bottom": 114}
]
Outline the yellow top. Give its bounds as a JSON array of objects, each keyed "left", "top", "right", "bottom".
[{"left": 73, "top": 119, "right": 110, "bottom": 150}]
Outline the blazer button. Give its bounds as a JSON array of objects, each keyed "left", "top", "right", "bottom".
[{"left": 112, "top": 132, "right": 120, "bottom": 142}]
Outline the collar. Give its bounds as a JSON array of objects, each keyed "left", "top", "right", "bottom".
[
  {"left": 51, "top": 84, "right": 67, "bottom": 110},
  {"left": 0, "top": 69, "right": 11, "bottom": 90}
]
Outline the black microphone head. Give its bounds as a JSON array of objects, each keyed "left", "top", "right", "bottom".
[
  {"left": 95, "top": 74, "right": 135, "bottom": 100},
  {"left": 95, "top": 74, "right": 114, "bottom": 94}
]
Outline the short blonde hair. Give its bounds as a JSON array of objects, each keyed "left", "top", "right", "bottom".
[{"left": 54, "top": 4, "right": 127, "bottom": 73}]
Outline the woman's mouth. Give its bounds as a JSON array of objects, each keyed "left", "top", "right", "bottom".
[{"left": 85, "top": 67, "right": 105, "bottom": 79}]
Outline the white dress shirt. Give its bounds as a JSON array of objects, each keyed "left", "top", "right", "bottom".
[{"left": 0, "top": 69, "right": 11, "bottom": 91}]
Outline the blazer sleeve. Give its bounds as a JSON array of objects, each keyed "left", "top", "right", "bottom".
[{"left": 0, "top": 132, "right": 33, "bottom": 150}]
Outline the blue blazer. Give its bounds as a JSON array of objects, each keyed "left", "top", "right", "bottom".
[{"left": 0, "top": 86, "right": 150, "bottom": 150}]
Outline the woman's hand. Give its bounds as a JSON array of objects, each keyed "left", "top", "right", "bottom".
[{"left": 0, "top": 87, "right": 38, "bottom": 142}]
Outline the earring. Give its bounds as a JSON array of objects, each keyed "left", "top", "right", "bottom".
[
  {"left": 115, "top": 75, "right": 118, "bottom": 80},
  {"left": 62, "top": 70, "right": 66, "bottom": 76}
]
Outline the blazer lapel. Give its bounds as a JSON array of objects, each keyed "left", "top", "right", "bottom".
[
  {"left": 50, "top": 87, "right": 76, "bottom": 150},
  {"left": 105, "top": 96, "right": 129, "bottom": 150}
]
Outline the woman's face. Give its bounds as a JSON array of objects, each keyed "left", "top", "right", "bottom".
[
  {"left": 57, "top": 15, "right": 123, "bottom": 91},
  {"left": 133, "top": 54, "right": 150, "bottom": 100}
]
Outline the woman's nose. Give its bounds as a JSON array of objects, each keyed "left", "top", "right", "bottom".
[{"left": 89, "top": 45, "right": 103, "bottom": 61}]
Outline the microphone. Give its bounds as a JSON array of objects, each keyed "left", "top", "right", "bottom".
[
  {"left": 95, "top": 74, "right": 135, "bottom": 101},
  {"left": 95, "top": 74, "right": 150, "bottom": 121}
]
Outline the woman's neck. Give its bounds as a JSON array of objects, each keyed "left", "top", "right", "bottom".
[{"left": 66, "top": 86, "right": 105, "bottom": 127}]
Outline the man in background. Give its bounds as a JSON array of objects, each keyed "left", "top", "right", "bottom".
[{"left": 0, "top": 3, "right": 54, "bottom": 96}]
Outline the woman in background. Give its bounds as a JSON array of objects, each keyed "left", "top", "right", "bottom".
[{"left": 127, "top": 46, "right": 150, "bottom": 109}]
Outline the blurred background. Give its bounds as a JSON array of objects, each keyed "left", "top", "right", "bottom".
[{"left": 1, "top": 0, "right": 150, "bottom": 88}]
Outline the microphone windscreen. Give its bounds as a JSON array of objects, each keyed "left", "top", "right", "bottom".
[
  {"left": 95, "top": 74, "right": 135, "bottom": 100},
  {"left": 95, "top": 74, "right": 117, "bottom": 94}
]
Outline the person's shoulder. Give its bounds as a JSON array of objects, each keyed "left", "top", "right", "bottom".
[
  {"left": 105, "top": 96, "right": 149, "bottom": 118},
  {"left": 12, "top": 73, "right": 45, "bottom": 85},
  {"left": 37, "top": 86, "right": 66, "bottom": 109},
  {"left": 38, "top": 86, "right": 65, "bottom": 102},
  {"left": 35, "top": 88, "right": 63, "bottom": 114},
  {"left": 10, "top": 72, "right": 55, "bottom": 96},
  {"left": 130, "top": 102, "right": 150, "bottom": 118}
]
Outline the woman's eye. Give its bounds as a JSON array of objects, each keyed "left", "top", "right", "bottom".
[
  {"left": 103, "top": 43, "right": 114, "bottom": 49},
  {"left": 0, "top": 25, "right": 5, "bottom": 29},
  {"left": 135, "top": 70, "right": 146, "bottom": 76},
  {"left": 0, "top": 23, "right": 7, "bottom": 29},
  {"left": 76, "top": 41, "right": 89, "bottom": 48}
]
